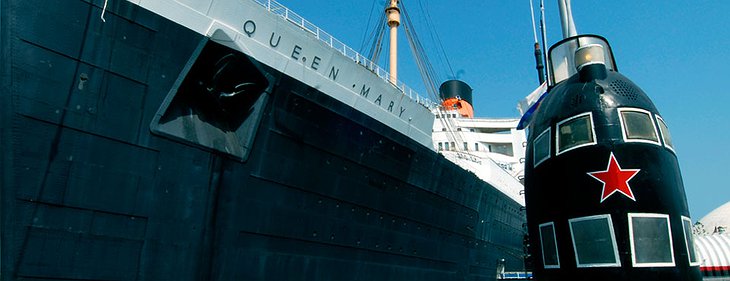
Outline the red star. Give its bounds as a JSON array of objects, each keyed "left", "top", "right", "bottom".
[{"left": 587, "top": 152, "right": 640, "bottom": 203}]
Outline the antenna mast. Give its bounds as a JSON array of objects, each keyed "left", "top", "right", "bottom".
[
  {"left": 386, "top": 0, "right": 400, "bottom": 84},
  {"left": 558, "top": 0, "right": 577, "bottom": 38},
  {"left": 529, "top": 0, "right": 545, "bottom": 84},
  {"left": 540, "top": 0, "right": 549, "bottom": 83}
]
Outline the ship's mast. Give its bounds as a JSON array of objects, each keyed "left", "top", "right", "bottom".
[{"left": 386, "top": 0, "right": 400, "bottom": 84}]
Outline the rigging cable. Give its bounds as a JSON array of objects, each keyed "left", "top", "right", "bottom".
[
  {"left": 417, "top": 0, "right": 455, "bottom": 79},
  {"left": 101, "top": 0, "right": 108, "bottom": 22},
  {"left": 400, "top": 0, "right": 440, "bottom": 100},
  {"left": 359, "top": 0, "right": 380, "bottom": 53},
  {"left": 359, "top": 0, "right": 387, "bottom": 63},
  {"left": 370, "top": 18, "right": 386, "bottom": 63},
  {"left": 364, "top": 4, "right": 387, "bottom": 64}
]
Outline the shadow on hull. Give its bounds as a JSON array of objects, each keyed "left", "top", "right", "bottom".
[{"left": 0, "top": 0, "right": 526, "bottom": 280}]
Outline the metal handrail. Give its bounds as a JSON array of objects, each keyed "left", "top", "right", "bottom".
[{"left": 252, "top": 0, "right": 437, "bottom": 109}]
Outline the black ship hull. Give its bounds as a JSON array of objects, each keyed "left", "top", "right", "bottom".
[{"left": 1, "top": 0, "right": 525, "bottom": 280}]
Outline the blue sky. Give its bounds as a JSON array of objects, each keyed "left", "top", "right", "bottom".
[{"left": 281, "top": 0, "right": 729, "bottom": 219}]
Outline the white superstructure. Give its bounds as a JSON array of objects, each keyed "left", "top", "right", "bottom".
[{"left": 432, "top": 108, "right": 527, "bottom": 205}]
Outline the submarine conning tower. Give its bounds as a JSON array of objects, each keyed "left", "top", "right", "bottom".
[
  {"left": 439, "top": 80, "right": 474, "bottom": 118},
  {"left": 523, "top": 34, "right": 702, "bottom": 281}
]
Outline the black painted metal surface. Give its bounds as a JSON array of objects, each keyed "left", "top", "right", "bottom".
[
  {"left": 0, "top": 0, "right": 526, "bottom": 280},
  {"left": 524, "top": 35, "right": 701, "bottom": 281},
  {"left": 438, "top": 80, "right": 473, "bottom": 106}
]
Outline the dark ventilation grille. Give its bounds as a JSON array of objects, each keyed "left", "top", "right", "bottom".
[
  {"left": 570, "top": 92, "right": 585, "bottom": 107},
  {"left": 610, "top": 80, "right": 638, "bottom": 101}
]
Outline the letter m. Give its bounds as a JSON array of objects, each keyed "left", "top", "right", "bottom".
[{"left": 360, "top": 85, "right": 370, "bottom": 98}]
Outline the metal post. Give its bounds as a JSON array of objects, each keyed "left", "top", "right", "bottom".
[
  {"left": 386, "top": 0, "right": 400, "bottom": 84},
  {"left": 558, "top": 0, "right": 577, "bottom": 38}
]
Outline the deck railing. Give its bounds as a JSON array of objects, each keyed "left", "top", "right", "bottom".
[{"left": 252, "top": 0, "right": 437, "bottom": 109}]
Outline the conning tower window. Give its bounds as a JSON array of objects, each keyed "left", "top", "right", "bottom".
[
  {"left": 618, "top": 108, "right": 660, "bottom": 145},
  {"left": 628, "top": 213, "right": 675, "bottom": 267},
  {"left": 568, "top": 214, "right": 621, "bottom": 267},
  {"left": 539, "top": 222, "right": 561, "bottom": 269},
  {"left": 533, "top": 128, "right": 551, "bottom": 167},
  {"left": 681, "top": 216, "right": 701, "bottom": 266},
  {"left": 656, "top": 116, "right": 675, "bottom": 151},
  {"left": 548, "top": 35, "right": 617, "bottom": 86},
  {"left": 556, "top": 112, "right": 597, "bottom": 155}
]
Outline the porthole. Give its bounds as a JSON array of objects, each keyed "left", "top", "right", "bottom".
[
  {"left": 568, "top": 214, "right": 621, "bottom": 267},
  {"left": 618, "top": 108, "right": 660, "bottom": 145},
  {"left": 556, "top": 112, "right": 597, "bottom": 155},
  {"left": 681, "top": 216, "right": 701, "bottom": 266},
  {"left": 539, "top": 222, "right": 560, "bottom": 269},
  {"left": 628, "top": 213, "right": 675, "bottom": 267},
  {"left": 656, "top": 115, "right": 675, "bottom": 152},
  {"left": 533, "top": 128, "right": 551, "bottom": 167}
]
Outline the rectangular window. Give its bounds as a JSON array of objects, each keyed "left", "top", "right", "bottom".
[
  {"left": 539, "top": 222, "right": 560, "bottom": 268},
  {"left": 444, "top": 142, "right": 450, "bottom": 151},
  {"left": 569, "top": 215, "right": 621, "bottom": 267},
  {"left": 656, "top": 116, "right": 674, "bottom": 151},
  {"left": 492, "top": 144, "right": 514, "bottom": 156},
  {"left": 533, "top": 128, "right": 551, "bottom": 167},
  {"left": 438, "top": 142, "right": 443, "bottom": 151},
  {"left": 463, "top": 142, "right": 468, "bottom": 151},
  {"left": 450, "top": 142, "right": 455, "bottom": 151},
  {"left": 475, "top": 143, "right": 479, "bottom": 151},
  {"left": 556, "top": 112, "right": 596, "bottom": 155},
  {"left": 619, "top": 108, "right": 660, "bottom": 145},
  {"left": 681, "top": 216, "right": 700, "bottom": 266},
  {"left": 628, "top": 213, "right": 675, "bottom": 267}
]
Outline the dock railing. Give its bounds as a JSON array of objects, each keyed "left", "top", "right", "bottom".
[{"left": 252, "top": 0, "right": 437, "bottom": 109}]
